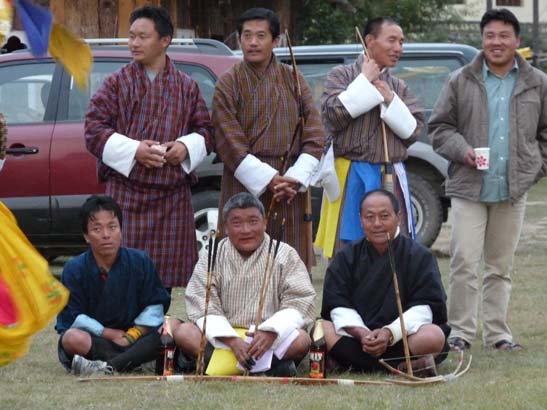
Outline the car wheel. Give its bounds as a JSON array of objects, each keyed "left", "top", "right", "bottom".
[
  {"left": 192, "top": 191, "right": 220, "bottom": 259},
  {"left": 408, "top": 173, "right": 443, "bottom": 248}
]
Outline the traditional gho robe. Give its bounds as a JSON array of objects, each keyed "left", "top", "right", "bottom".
[
  {"left": 315, "top": 54, "right": 425, "bottom": 258},
  {"left": 185, "top": 234, "right": 315, "bottom": 353},
  {"left": 85, "top": 56, "right": 213, "bottom": 287},
  {"left": 55, "top": 247, "right": 170, "bottom": 335},
  {"left": 321, "top": 234, "right": 447, "bottom": 347},
  {"left": 212, "top": 57, "right": 325, "bottom": 270}
]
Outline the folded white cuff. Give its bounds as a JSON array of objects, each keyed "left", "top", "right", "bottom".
[
  {"left": 176, "top": 132, "right": 207, "bottom": 173},
  {"left": 331, "top": 307, "right": 369, "bottom": 337},
  {"left": 380, "top": 93, "right": 417, "bottom": 140},
  {"left": 71, "top": 314, "right": 104, "bottom": 336},
  {"left": 310, "top": 144, "right": 340, "bottom": 202},
  {"left": 338, "top": 73, "right": 384, "bottom": 119},
  {"left": 134, "top": 304, "right": 165, "bottom": 327},
  {"left": 258, "top": 308, "right": 304, "bottom": 350},
  {"left": 196, "top": 315, "right": 240, "bottom": 349},
  {"left": 102, "top": 132, "right": 139, "bottom": 177},
  {"left": 384, "top": 305, "right": 432, "bottom": 346},
  {"left": 234, "top": 154, "right": 278, "bottom": 197},
  {"left": 284, "top": 153, "right": 319, "bottom": 191}
]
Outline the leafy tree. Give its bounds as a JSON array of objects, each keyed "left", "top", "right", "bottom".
[{"left": 297, "top": 0, "right": 463, "bottom": 45}]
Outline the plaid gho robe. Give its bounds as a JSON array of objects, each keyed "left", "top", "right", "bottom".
[
  {"left": 213, "top": 58, "right": 325, "bottom": 269},
  {"left": 85, "top": 56, "right": 213, "bottom": 287}
]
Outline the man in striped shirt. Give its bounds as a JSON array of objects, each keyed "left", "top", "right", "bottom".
[
  {"left": 212, "top": 8, "right": 325, "bottom": 271},
  {"left": 85, "top": 5, "right": 213, "bottom": 289},
  {"left": 315, "top": 17, "right": 424, "bottom": 258},
  {"left": 174, "top": 192, "right": 315, "bottom": 377}
]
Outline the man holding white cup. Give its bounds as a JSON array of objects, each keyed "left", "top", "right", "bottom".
[{"left": 429, "top": 9, "right": 547, "bottom": 352}]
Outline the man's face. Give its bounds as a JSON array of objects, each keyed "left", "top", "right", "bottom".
[
  {"left": 128, "top": 17, "right": 170, "bottom": 67},
  {"left": 366, "top": 23, "right": 404, "bottom": 69},
  {"left": 360, "top": 193, "right": 401, "bottom": 251},
  {"left": 239, "top": 19, "right": 279, "bottom": 71},
  {"left": 225, "top": 207, "right": 266, "bottom": 257},
  {"left": 482, "top": 20, "right": 520, "bottom": 72},
  {"left": 83, "top": 210, "right": 122, "bottom": 261}
]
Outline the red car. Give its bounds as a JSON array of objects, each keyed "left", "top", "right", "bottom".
[{"left": 0, "top": 39, "right": 239, "bottom": 259}]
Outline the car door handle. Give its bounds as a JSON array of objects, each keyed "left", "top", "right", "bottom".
[{"left": 6, "top": 146, "right": 40, "bottom": 155}]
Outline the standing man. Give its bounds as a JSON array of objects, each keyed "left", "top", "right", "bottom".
[
  {"left": 213, "top": 8, "right": 325, "bottom": 271},
  {"left": 430, "top": 9, "right": 547, "bottom": 351},
  {"left": 85, "top": 5, "right": 213, "bottom": 288},
  {"left": 315, "top": 17, "right": 424, "bottom": 259}
]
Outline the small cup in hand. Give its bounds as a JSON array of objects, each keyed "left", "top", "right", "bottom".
[{"left": 474, "top": 147, "right": 490, "bottom": 170}]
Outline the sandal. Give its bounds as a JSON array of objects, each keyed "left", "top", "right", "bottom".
[
  {"left": 493, "top": 340, "right": 523, "bottom": 351},
  {"left": 448, "top": 336, "right": 471, "bottom": 352}
]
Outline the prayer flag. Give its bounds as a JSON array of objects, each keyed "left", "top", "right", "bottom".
[
  {"left": 14, "top": 0, "right": 52, "bottom": 56},
  {"left": 49, "top": 23, "right": 92, "bottom": 90}
]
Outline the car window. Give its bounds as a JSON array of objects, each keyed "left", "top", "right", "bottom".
[
  {"left": 65, "top": 61, "right": 217, "bottom": 120},
  {"left": 0, "top": 62, "right": 55, "bottom": 125},
  {"left": 391, "top": 57, "right": 462, "bottom": 110},
  {"left": 66, "top": 61, "right": 126, "bottom": 121},
  {"left": 174, "top": 63, "right": 217, "bottom": 110}
]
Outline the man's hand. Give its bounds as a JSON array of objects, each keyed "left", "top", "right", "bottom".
[
  {"left": 164, "top": 141, "right": 188, "bottom": 166},
  {"left": 101, "top": 328, "right": 126, "bottom": 342},
  {"left": 373, "top": 80, "right": 394, "bottom": 104},
  {"left": 221, "top": 337, "right": 255, "bottom": 370},
  {"left": 247, "top": 330, "right": 277, "bottom": 360},
  {"left": 135, "top": 140, "right": 166, "bottom": 168},
  {"left": 463, "top": 147, "right": 476, "bottom": 168},
  {"left": 268, "top": 174, "right": 300, "bottom": 203},
  {"left": 361, "top": 55, "right": 381, "bottom": 82},
  {"left": 361, "top": 328, "right": 392, "bottom": 357}
]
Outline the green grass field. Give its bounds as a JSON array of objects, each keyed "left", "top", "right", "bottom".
[{"left": 2, "top": 181, "right": 547, "bottom": 409}]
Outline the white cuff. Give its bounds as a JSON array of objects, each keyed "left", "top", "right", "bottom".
[
  {"left": 310, "top": 144, "right": 340, "bottom": 202},
  {"left": 0, "top": 158, "right": 4, "bottom": 172},
  {"left": 176, "top": 132, "right": 207, "bottom": 173},
  {"left": 384, "top": 305, "right": 432, "bottom": 346},
  {"left": 284, "top": 153, "right": 319, "bottom": 191},
  {"left": 196, "top": 315, "right": 240, "bottom": 349},
  {"left": 234, "top": 154, "right": 278, "bottom": 197},
  {"left": 257, "top": 308, "right": 304, "bottom": 350},
  {"left": 133, "top": 304, "right": 165, "bottom": 327},
  {"left": 71, "top": 314, "right": 104, "bottom": 336},
  {"left": 102, "top": 132, "right": 139, "bottom": 177},
  {"left": 380, "top": 93, "right": 417, "bottom": 140},
  {"left": 331, "top": 307, "right": 369, "bottom": 337},
  {"left": 338, "top": 73, "right": 384, "bottom": 119}
]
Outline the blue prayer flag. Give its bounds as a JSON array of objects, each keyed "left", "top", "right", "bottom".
[{"left": 15, "top": 0, "right": 52, "bottom": 56}]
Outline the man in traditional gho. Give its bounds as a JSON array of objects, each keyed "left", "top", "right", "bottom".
[
  {"left": 85, "top": 5, "right": 213, "bottom": 289},
  {"left": 56, "top": 195, "right": 170, "bottom": 376},
  {"left": 321, "top": 190, "right": 448, "bottom": 374},
  {"left": 212, "top": 8, "right": 325, "bottom": 271},
  {"left": 315, "top": 17, "right": 424, "bottom": 259},
  {"left": 173, "top": 192, "right": 315, "bottom": 377}
]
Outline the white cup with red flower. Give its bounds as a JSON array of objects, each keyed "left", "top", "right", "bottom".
[{"left": 474, "top": 147, "right": 490, "bottom": 170}]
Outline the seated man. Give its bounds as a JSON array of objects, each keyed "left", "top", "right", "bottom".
[
  {"left": 321, "top": 189, "right": 449, "bottom": 374},
  {"left": 55, "top": 195, "right": 170, "bottom": 376},
  {"left": 173, "top": 192, "right": 315, "bottom": 376}
]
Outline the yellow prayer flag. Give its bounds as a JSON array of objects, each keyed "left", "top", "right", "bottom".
[{"left": 48, "top": 23, "right": 92, "bottom": 91}]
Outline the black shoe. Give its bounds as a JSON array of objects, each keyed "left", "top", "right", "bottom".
[{"left": 265, "top": 360, "right": 297, "bottom": 377}]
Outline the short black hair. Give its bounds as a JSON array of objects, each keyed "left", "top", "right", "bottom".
[
  {"left": 480, "top": 8, "right": 520, "bottom": 36},
  {"left": 237, "top": 8, "right": 280, "bottom": 40},
  {"left": 80, "top": 195, "right": 123, "bottom": 234},
  {"left": 360, "top": 189, "right": 400, "bottom": 214},
  {"left": 130, "top": 5, "right": 174, "bottom": 40},
  {"left": 363, "top": 17, "right": 399, "bottom": 45}
]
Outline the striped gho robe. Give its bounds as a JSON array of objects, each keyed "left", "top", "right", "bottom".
[
  {"left": 316, "top": 53, "right": 425, "bottom": 256},
  {"left": 185, "top": 234, "right": 315, "bottom": 351},
  {"left": 212, "top": 57, "right": 325, "bottom": 270},
  {"left": 85, "top": 56, "right": 214, "bottom": 287}
]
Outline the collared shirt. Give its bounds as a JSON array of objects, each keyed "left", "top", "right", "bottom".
[{"left": 480, "top": 59, "right": 518, "bottom": 202}]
